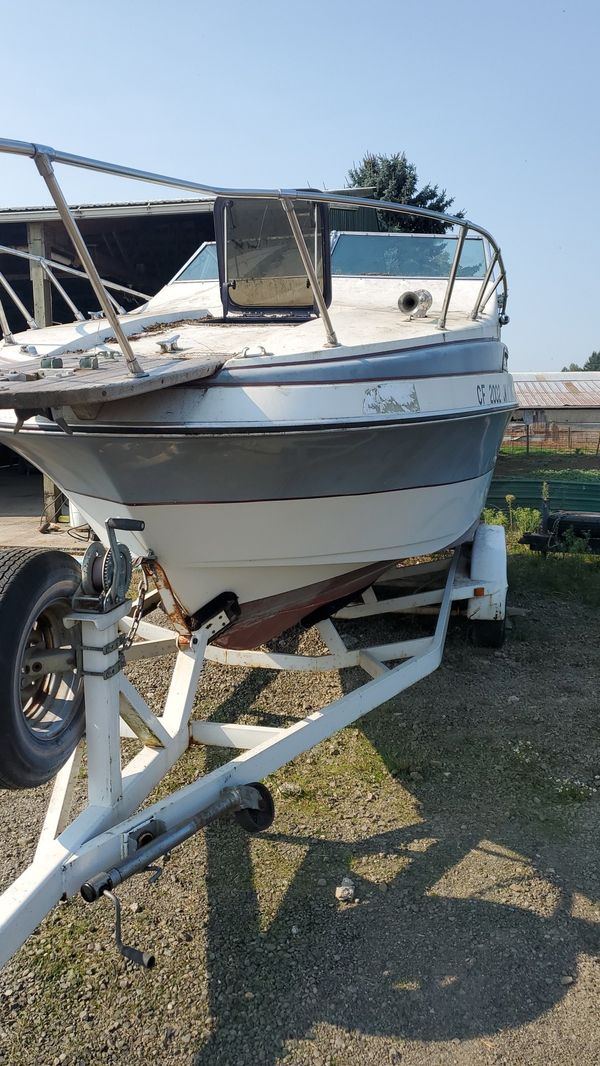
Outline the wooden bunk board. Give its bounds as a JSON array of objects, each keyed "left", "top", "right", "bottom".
[{"left": 0, "top": 349, "right": 226, "bottom": 409}]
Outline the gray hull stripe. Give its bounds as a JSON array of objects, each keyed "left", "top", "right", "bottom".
[
  {"left": 207, "top": 338, "right": 503, "bottom": 387},
  {"left": 6, "top": 408, "right": 511, "bottom": 506}
]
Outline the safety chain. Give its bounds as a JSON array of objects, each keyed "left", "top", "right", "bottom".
[{"left": 123, "top": 567, "right": 149, "bottom": 649}]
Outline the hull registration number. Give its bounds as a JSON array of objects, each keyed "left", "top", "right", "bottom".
[{"left": 477, "top": 382, "right": 509, "bottom": 406}]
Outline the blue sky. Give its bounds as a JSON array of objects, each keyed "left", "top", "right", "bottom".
[{"left": 1, "top": 0, "right": 598, "bottom": 370}]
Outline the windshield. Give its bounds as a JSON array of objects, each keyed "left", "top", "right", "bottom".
[
  {"left": 331, "top": 233, "right": 487, "bottom": 279},
  {"left": 174, "top": 242, "right": 219, "bottom": 282},
  {"left": 172, "top": 230, "right": 487, "bottom": 291},
  {"left": 215, "top": 197, "right": 331, "bottom": 314}
]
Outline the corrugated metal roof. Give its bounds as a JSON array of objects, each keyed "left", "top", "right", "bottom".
[
  {"left": 0, "top": 198, "right": 214, "bottom": 223},
  {"left": 0, "top": 187, "right": 375, "bottom": 225},
  {"left": 514, "top": 372, "right": 600, "bottom": 409}
]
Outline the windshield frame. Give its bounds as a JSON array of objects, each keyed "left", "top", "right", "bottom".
[{"left": 214, "top": 196, "right": 332, "bottom": 317}]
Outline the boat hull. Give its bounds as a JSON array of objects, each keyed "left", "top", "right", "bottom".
[
  {"left": 0, "top": 351, "right": 515, "bottom": 648},
  {"left": 1, "top": 429, "right": 506, "bottom": 648},
  {"left": 69, "top": 472, "right": 493, "bottom": 647}
]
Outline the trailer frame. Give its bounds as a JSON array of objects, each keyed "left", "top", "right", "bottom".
[{"left": 0, "top": 524, "right": 507, "bottom": 969}]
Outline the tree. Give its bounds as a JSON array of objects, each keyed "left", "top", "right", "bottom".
[
  {"left": 561, "top": 352, "right": 600, "bottom": 372},
  {"left": 346, "top": 152, "right": 464, "bottom": 234}
]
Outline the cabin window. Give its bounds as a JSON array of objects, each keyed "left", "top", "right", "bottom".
[
  {"left": 331, "top": 233, "right": 487, "bottom": 279},
  {"left": 173, "top": 242, "right": 219, "bottom": 282}
]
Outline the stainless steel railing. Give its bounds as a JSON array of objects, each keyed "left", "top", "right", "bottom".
[
  {"left": 0, "top": 138, "right": 508, "bottom": 367},
  {"left": 0, "top": 243, "right": 150, "bottom": 339}
]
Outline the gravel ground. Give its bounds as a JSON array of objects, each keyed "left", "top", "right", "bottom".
[{"left": 1, "top": 560, "right": 599, "bottom": 1066}]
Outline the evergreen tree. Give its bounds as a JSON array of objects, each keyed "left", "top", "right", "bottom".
[
  {"left": 561, "top": 353, "right": 600, "bottom": 372},
  {"left": 346, "top": 152, "right": 464, "bottom": 233}
]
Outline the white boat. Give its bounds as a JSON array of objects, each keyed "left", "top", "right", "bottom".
[
  {"left": 0, "top": 142, "right": 516, "bottom": 966},
  {"left": 0, "top": 141, "right": 515, "bottom": 654}
]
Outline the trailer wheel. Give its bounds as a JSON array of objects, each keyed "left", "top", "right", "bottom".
[
  {"left": 469, "top": 616, "right": 506, "bottom": 648},
  {"left": 0, "top": 549, "right": 84, "bottom": 790},
  {"left": 234, "top": 782, "right": 275, "bottom": 834}
]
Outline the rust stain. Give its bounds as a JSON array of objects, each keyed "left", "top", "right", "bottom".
[{"left": 142, "top": 559, "right": 191, "bottom": 638}]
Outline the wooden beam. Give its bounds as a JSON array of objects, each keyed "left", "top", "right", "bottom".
[
  {"left": 27, "top": 221, "right": 52, "bottom": 326},
  {"left": 41, "top": 475, "right": 63, "bottom": 530}
]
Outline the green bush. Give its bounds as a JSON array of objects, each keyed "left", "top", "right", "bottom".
[
  {"left": 512, "top": 507, "right": 541, "bottom": 534},
  {"left": 482, "top": 505, "right": 541, "bottom": 535},
  {"left": 531, "top": 468, "right": 600, "bottom": 482},
  {"left": 561, "top": 526, "right": 591, "bottom": 554},
  {"left": 481, "top": 507, "right": 507, "bottom": 527}
]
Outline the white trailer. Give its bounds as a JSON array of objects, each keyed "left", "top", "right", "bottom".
[{"left": 0, "top": 523, "right": 507, "bottom": 969}]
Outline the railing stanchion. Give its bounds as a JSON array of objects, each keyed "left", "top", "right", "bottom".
[
  {"left": 41, "top": 263, "right": 85, "bottom": 322},
  {"left": 281, "top": 197, "right": 339, "bottom": 348},
  {"left": 0, "top": 294, "right": 15, "bottom": 344},
  {"left": 438, "top": 225, "right": 467, "bottom": 331},
  {"left": 0, "top": 271, "right": 37, "bottom": 329},
  {"left": 471, "top": 249, "right": 499, "bottom": 320},
  {"left": 33, "top": 151, "right": 146, "bottom": 377}
]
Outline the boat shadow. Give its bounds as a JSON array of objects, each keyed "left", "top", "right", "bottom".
[{"left": 191, "top": 627, "right": 600, "bottom": 1064}]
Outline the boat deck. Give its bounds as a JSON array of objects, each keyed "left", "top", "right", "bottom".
[{"left": 0, "top": 276, "right": 498, "bottom": 409}]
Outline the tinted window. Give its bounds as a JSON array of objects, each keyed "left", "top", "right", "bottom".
[
  {"left": 175, "top": 243, "right": 219, "bottom": 282},
  {"left": 331, "top": 233, "right": 486, "bottom": 279}
]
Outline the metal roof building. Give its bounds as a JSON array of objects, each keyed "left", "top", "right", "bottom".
[
  {"left": 512, "top": 372, "right": 600, "bottom": 424},
  {"left": 0, "top": 190, "right": 377, "bottom": 331}
]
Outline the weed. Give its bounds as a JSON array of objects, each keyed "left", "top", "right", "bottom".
[
  {"left": 554, "top": 778, "right": 596, "bottom": 803},
  {"left": 508, "top": 551, "right": 600, "bottom": 606},
  {"left": 512, "top": 507, "right": 541, "bottom": 534},
  {"left": 482, "top": 503, "right": 541, "bottom": 536},
  {"left": 482, "top": 507, "right": 507, "bottom": 527},
  {"left": 510, "top": 740, "right": 597, "bottom": 804}
]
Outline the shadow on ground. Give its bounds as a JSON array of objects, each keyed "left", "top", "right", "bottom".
[{"left": 189, "top": 618, "right": 600, "bottom": 1064}]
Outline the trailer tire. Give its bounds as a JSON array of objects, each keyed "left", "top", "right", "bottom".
[
  {"left": 469, "top": 616, "right": 506, "bottom": 649},
  {"left": 0, "top": 549, "right": 84, "bottom": 790}
]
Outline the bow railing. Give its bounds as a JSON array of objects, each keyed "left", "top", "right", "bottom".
[{"left": 0, "top": 138, "right": 508, "bottom": 368}]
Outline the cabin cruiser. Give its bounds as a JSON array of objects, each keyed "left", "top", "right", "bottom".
[{"left": 0, "top": 143, "right": 516, "bottom": 651}]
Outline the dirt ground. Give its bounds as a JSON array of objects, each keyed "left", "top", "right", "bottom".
[
  {"left": 0, "top": 553, "right": 599, "bottom": 1066},
  {"left": 0, "top": 468, "right": 85, "bottom": 550}
]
